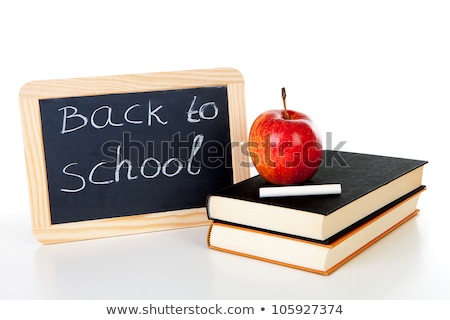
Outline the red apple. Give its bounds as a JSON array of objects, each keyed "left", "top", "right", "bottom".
[{"left": 248, "top": 89, "right": 322, "bottom": 185}]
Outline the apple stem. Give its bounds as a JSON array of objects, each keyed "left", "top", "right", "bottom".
[{"left": 281, "top": 87, "right": 289, "bottom": 119}]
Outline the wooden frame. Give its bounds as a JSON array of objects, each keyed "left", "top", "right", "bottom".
[{"left": 19, "top": 68, "right": 249, "bottom": 244}]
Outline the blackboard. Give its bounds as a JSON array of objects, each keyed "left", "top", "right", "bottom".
[{"left": 19, "top": 68, "right": 249, "bottom": 243}]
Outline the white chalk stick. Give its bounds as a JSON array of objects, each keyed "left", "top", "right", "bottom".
[{"left": 259, "top": 184, "right": 342, "bottom": 198}]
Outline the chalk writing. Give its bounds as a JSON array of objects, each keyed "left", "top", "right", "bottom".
[
  {"left": 39, "top": 86, "right": 232, "bottom": 224},
  {"left": 187, "top": 96, "right": 219, "bottom": 123},
  {"left": 60, "top": 133, "right": 204, "bottom": 193},
  {"left": 59, "top": 99, "right": 168, "bottom": 134}
]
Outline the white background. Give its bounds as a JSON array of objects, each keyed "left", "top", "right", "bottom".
[{"left": 1, "top": 0, "right": 449, "bottom": 300}]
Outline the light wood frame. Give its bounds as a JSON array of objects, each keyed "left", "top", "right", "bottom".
[{"left": 19, "top": 68, "right": 249, "bottom": 244}]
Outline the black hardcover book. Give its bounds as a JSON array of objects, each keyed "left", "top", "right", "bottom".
[{"left": 207, "top": 150, "right": 427, "bottom": 242}]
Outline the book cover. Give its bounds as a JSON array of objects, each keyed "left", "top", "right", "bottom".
[
  {"left": 207, "top": 150, "right": 427, "bottom": 241},
  {"left": 216, "top": 186, "right": 425, "bottom": 245},
  {"left": 207, "top": 190, "right": 423, "bottom": 275}
]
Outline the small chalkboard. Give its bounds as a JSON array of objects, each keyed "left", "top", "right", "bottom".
[{"left": 19, "top": 68, "right": 249, "bottom": 244}]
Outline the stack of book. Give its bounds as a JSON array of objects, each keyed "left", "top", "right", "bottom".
[{"left": 206, "top": 150, "right": 427, "bottom": 275}]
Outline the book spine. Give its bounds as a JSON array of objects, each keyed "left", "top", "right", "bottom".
[
  {"left": 206, "top": 221, "right": 214, "bottom": 247},
  {"left": 205, "top": 194, "right": 213, "bottom": 220}
]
